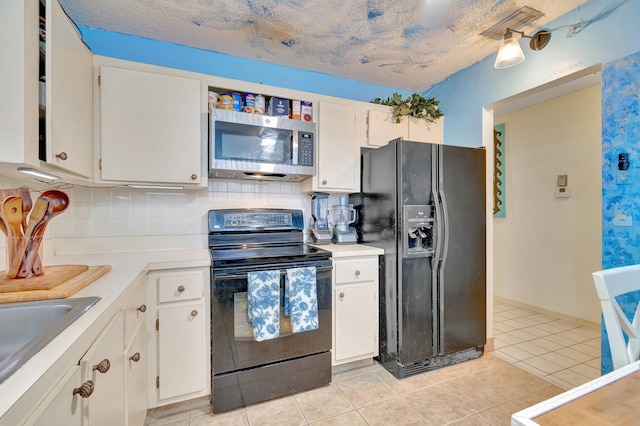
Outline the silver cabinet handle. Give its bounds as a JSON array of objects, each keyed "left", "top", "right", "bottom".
[
  {"left": 130, "top": 352, "right": 141, "bottom": 363},
  {"left": 137, "top": 304, "right": 147, "bottom": 313},
  {"left": 339, "top": 292, "right": 345, "bottom": 298},
  {"left": 355, "top": 270, "right": 361, "bottom": 277},
  {"left": 191, "top": 310, "right": 198, "bottom": 317},
  {"left": 178, "top": 285, "right": 185, "bottom": 293},
  {"left": 56, "top": 152, "right": 68, "bottom": 161}
]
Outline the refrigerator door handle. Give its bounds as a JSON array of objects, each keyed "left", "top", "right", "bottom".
[
  {"left": 431, "top": 144, "right": 443, "bottom": 355},
  {"left": 436, "top": 145, "right": 450, "bottom": 355}
]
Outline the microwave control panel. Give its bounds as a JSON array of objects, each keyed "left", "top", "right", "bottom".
[{"left": 298, "top": 132, "right": 314, "bottom": 167}]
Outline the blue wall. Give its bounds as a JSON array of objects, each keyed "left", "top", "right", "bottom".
[
  {"left": 428, "top": 0, "right": 640, "bottom": 148},
  {"left": 600, "top": 51, "right": 640, "bottom": 373},
  {"left": 80, "top": 28, "right": 412, "bottom": 103}
]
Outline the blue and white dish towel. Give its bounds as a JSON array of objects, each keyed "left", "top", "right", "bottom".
[
  {"left": 286, "top": 267, "right": 319, "bottom": 333},
  {"left": 247, "top": 270, "right": 280, "bottom": 341}
]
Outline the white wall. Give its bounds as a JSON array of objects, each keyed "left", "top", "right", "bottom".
[{"left": 493, "top": 85, "right": 602, "bottom": 323}]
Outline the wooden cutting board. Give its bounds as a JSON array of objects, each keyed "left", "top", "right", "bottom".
[
  {"left": 0, "top": 264, "right": 89, "bottom": 292},
  {"left": 0, "top": 265, "right": 111, "bottom": 303}
]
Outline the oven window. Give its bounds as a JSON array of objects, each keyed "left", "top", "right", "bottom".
[
  {"left": 214, "top": 121, "right": 292, "bottom": 164},
  {"left": 212, "top": 267, "right": 331, "bottom": 375}
]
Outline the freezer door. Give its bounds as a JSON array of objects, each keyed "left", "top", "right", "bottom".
[
  {"left": 398, "top": 141, "right": 436, "bottom": 365},
  {"left": 438, "top": 145, "right": 486, "bottom": 354}
]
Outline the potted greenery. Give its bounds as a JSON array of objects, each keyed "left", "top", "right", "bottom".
[{"left": 371, "top": 92, "right": 443, "bottom": 124}]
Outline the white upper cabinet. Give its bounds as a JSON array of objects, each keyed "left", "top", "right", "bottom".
[
  {"left": 0, "top": 0, "right": 93, "bottom": 179},
  {"left": 46, "top": 0, "right": 93, "bottom": 177},
  {"left": 301, "top": 101, "right": 358, "bottom": 193},
  {"left": 97, "top": 66, "right": 204, "bottom": 186}
]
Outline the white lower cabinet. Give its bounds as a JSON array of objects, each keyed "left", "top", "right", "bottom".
[
  {"left": 79, "top": 312, "right": 126, "bottom": 426},
  {"left": 28, "top": 366, "right": 82, "bottom": 426},
  {"left": 332, "top": 256, "right": 379, "bottom": 365},
  {"left": 25, "top": 283, "right": 148, "bottom": 426},
  {"left": 125, "top": 322, "right": 147, "bottom": 426},
  {"left": 147, "top": 267, "right": 210, "bottom": 408}
]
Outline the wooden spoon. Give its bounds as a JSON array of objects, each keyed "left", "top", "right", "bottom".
[
  {"left": 17, "top": 198, "right": 54, "bottom": 278},
  {"left": 29, "top": 191, "right": 69, "bottom": 275},
  {"left": 2, "top": 197, "right": 25, "bottom": 278}
]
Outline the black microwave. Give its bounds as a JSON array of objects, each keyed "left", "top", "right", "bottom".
[{"left": 209, "top": 110, "right": 316, "bottom": 181}]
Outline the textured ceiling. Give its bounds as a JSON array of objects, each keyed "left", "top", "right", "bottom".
[{"left": 58, "top": 0, "right": 589, "bottom": 92}]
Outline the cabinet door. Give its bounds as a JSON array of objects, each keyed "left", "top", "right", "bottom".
[
  {"left": 157, "top": 302, "right": 204, "bottom": 400},
  {"left": 28, "top": 365, "right": 82, "bottom": 426},
  {"left": 126, "top": 324, "right": 147, "bottom": 426},
  {"left": 99, "top": 66, "right": 202, "bottom": 185},
  {"left": 334, "top": 283, "right": 376, "bottom": 362},
  {"left": 315, "top": 101, "right": 357, "bottom": 192},
  {"left": 407, "top": 116, "right": 444, "bottom": 144},
  {"left": 80, "top": 313, "right": 125, "bottom": 426},
  {"left": 367, "top": 109, "right": 408, "bottom": 147},
  {"left": 46, "top": 0, "right": 93, "bottom": 177}
]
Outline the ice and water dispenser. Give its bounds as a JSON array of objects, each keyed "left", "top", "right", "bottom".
[{"left": 403, "top": 205, "right": 434, "bottom": 257}]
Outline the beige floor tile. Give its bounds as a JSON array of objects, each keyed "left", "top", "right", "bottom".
[
  {"left": 473, "top": 364, "right": 550, "bottom": 399},
  {"left": 585, "top": 357, "right": 602, "bottom": 370},
  {"left": 571, "top": 326, "right": 600, "bottom": 339},
  {"left": 511, "top": 361, "right": 548, "bottom": 379},
  {"left": 475, "top": 401, "right": 521, "bottom": 426},
  {"left": 437, "top": 376, "right": 506, "bottom": 412},
  {"left": 509, "top": 384, "right": 565, "bottom": 412},
  {"left": 509, "top": 308, "right": 537, "bottom": 318},
  {"left": 448, "top": 354, "right": 508, "bottom": 375},
  {"left": 495, "top": 310, "right": 524, "bottom": 320},
  {"left": 405, "top": 386, "right": 475, "bottom": 425},
  {"left": 556, "top": 329, "right": 589, "bottom": 345},
  {"left": 493, "top": 322, "right": 517, "bottom": 332},
  {"left": 535, "top": 323, "right": 567, "bottom": 334},
  {"left": 145, "top": 406, "right": 190, "bottom": 425},
  {"left": 335, "top": 371, "right": 391, "bottom": 408},
  {"left": 538, "top": 374, "right": 573, "bottom": 391},
  {"left": 583, "top": 337, "right": 601, "bottom": 348},
  {"left": 569, "top": 363, "right": 601, "bottom": 380},
  {"left": 492, "top": 350, "right": 518, "bottom": 364},
  {"left": 547, "top": 319, "right": 581, "bottom": 331},
  {"left": 539, "top": 351, "right": 581, "bottom": 369},
  {"left": 520, "top": 326, "right": 553, "bottom": 338},
  {"left": 372, "top": 367, "right": 435, "bottom": 394},
  {"left": 496, "top": 345, "right": 535, "bottom": 361},
  {"left": 555, "top": 346, "right": 596, "bottom": 363},
  {"left": 513, "top": 341, "right": 550, "bottom": 356},
  {"left": 525, "top": 314, "right": 556, "bottom": 324},
  {"left": 358, "top": 397, "right": 423, "bottom": 425},
  {"left": 309, "top": 410, "right": 368, "bottom": 425},
  {"left": 190, "top": 409, "right": 249, "bottom": 425},
  {"left": 506, "top": 329, "right": 539, "bottom": 341},
  {"left": 520, "top": 356, "right": 564, "bottom": 375},
  {"left": 245, "top": 396, "right": 306, "bottom": 426},
  {"left": 494, "top": 333, "right": 524, "bottom": 346},
  {"left": 531, "top": 336, "right": 565, "bottom": 351},
  {"left": 536, "top": 334, "right": 575, "bottom": 351},
  {"left": 508, "top": 316, "right": 546, "bottom": 328},
  {"left": 295, "top": 383, "right": 354, "bottom": 423},
  {"left": 447, "top": 415, "right": 492, "bottom": 425},
  {"left": 569, "top": 342, "right": 601, "bottom": 358},
  {"left": 549, "top": 368, "right": 593, "bottom": 387}
]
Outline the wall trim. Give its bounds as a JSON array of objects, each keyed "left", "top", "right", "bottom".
[{"left": 494, "top": 296, "right": 600, "bottom": 330}]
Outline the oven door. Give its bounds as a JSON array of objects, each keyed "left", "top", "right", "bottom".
[{"left": 211, "top": 259, "right": 332, "bottom": 376}]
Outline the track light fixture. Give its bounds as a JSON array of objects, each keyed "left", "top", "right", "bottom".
[{"left": 494, "top": 28, "right": 551, "bottom": 69}]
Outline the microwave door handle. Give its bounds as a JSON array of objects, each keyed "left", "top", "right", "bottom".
[{"left": 292, "top": 131, "right": 298, "bottom": 165}]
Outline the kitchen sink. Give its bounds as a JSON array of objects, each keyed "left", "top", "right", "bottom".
[{"left": 0, "top": 297, "right": 101, "bottom": 385}]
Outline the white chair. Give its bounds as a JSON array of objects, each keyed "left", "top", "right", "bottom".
[{"left": 592, "top": 264, "right": 640, "bottom": 370}]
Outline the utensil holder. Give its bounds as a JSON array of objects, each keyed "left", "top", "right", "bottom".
[{"left": 5, "top": 236, "right": 44, "bottom": 279}]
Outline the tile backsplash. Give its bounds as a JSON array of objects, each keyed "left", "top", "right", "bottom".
[{"left": 1, "top": 179, "right": 312, "bottom": 240}]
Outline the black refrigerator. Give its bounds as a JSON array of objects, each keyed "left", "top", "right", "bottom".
[{"left": 350, "top": 138, "right": 486, "bottom": 379}]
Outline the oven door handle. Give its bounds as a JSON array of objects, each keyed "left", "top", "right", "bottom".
[{"left": 213, "top": 264, "right": 333, "bottom": 280}]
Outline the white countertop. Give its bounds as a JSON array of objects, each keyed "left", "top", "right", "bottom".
[
  {"left": 313, "top": 243, "right": 384, "bottom": 258},
  {"left": 0, "top": 236, "right": 210, "bottom": 422}
]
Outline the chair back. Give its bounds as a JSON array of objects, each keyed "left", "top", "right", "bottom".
[{"left": 593, "top": 264, "right": 640, "bottom": 370}]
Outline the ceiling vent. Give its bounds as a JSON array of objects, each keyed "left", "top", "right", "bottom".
[{"left": 480, "top": 6, "right": 545, "bottom": 40}]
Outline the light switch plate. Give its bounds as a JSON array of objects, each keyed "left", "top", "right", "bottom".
[
  {"left": 557, "top": 174, "right": 568, "bottom": 187},
  {"left": 613, "top": 203, "right": 633, "bottom": 227},
  {"left": 555, "top": 187, "right": 571, "bottom": 198}
]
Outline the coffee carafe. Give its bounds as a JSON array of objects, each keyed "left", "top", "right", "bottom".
[
  {"left": 330, "top": 195, "right": 358, "bottom": 244},
  {"left": 309, "top": 193, "right": 332, "bottom": 245}
]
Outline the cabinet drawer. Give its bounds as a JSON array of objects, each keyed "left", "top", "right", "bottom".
[
  {"left": 334, "top": 258, "right": 378, "bottom": 284},
  {"left": 157, "top": 271, "right": 204, "bottom": 303}
]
